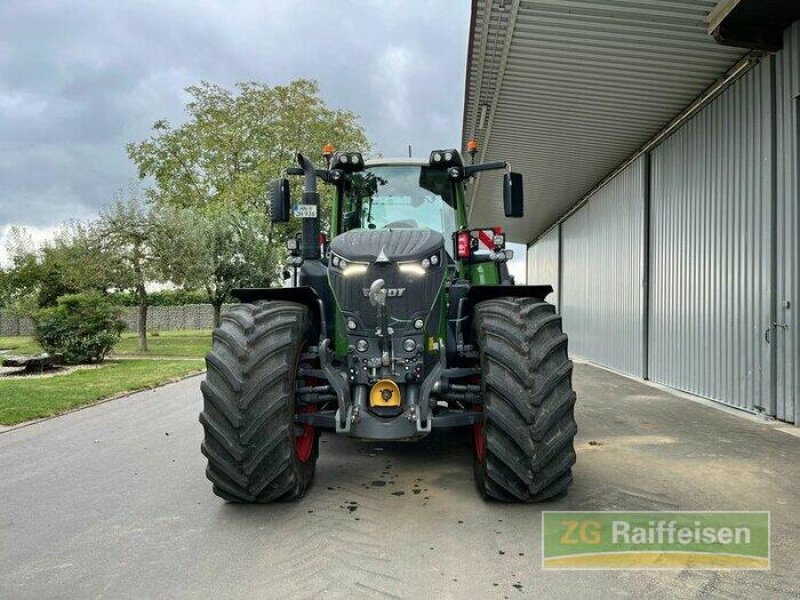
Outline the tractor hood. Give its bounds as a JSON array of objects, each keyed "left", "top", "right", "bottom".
[
  {"left": 329, "top": 229, "right": 444, "bottom": 263},
  {"left": 328, "top": 228, "right": 445, "bottom": 341}
]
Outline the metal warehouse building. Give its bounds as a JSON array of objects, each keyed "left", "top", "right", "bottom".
[{"left": 462, "top": 0, "right": 800, "bottom": 424}]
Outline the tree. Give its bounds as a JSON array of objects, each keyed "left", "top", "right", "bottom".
[
  {"left": 126, "top": 79, "right": 369, "bottom": 224},
  {"left": 97, "top": 186, "right": 163, "bottom": 352},
  {"left": 39, "top": 221, "right": 115, "bottom": 306},
  {"left": 156, "top": 206, "right": 282, "bottom": 328},
  {"left": 0, "top": 223, "right": 117, "bottom": 314},
  {"left": 0, "top": 226, "right": 42, "bottom": 316}
]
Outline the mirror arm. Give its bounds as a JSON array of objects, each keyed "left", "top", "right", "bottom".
[
  {"left": 463, "top": 160, "right": 508, "bottom": 178},
  {"left": 283, "top": 166, "right": 333, "bottom": 183}
]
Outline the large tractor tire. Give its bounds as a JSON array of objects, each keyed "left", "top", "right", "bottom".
[
  {"left": 472, "top": 297, "right": 577, "bottom": 502},
  {"left": 200, "top": 301, "right": 318, "bottom": 503}
]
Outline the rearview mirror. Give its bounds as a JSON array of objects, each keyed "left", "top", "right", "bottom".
[
  {"left": 503, "top": 172, "right": 523, "bottom": 218},
  {"left": 269, "top": 178, "right": 290, "bottom": 223}
]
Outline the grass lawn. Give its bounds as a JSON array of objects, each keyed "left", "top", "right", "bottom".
[
  {"left": 0, "top": 329, "right": 212, "bottom": 359},
  {"left": 0, "top": 336, "right": 42, "bottom": 356},
  {"left": 0, "top": 359, "right": 205, "bottom": 426},
  {"left": 113, "top": 329, "right": 212, "bottom": 358}
]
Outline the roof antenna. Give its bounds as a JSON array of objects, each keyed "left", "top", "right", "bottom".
[{"left": 408, "top": 144, "right": 412, "bottom": 158}]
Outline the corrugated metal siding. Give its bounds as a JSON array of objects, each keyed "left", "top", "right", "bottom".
[
  {"left": 463, "top": 0, "right": 746, "bottom": 243},
  {"left": 649, "top": 62, "right": 773, "bottom": 413},
  {"left": 560, "top": 157, "right": 645, "bottom": 377},
  {"left": 526, "top": 226, "right": 560, "bottom": 309},
  {"left": 775, "top": 23, "right": 799, "bottom": 423}
]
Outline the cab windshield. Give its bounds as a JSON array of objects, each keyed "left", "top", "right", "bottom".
[{"left": 341, "top": 165, "right": 457, "bottom": 244}]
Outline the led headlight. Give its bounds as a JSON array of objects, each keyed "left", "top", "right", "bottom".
[
  {"left": 422, "top": 258, "right": 430, "bottom": 269},
  {"left": 403, "top": 339, "right": 416, "bottom": 352},
  {"left": 356, "top": 339, "right": 369, "bottom": 352},
  {"left": 347, "top": 319, "right": 357, "bottom": 330},
  {"left": 430, "top": 254, "right": 439, "bottom": 266},
  {"left": 414, "top": 319, "right": 424, "bottom": 330}
]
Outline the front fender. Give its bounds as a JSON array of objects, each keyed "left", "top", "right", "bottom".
[{"left": 232, "top": 287, "right": 325, "bottom": 334}]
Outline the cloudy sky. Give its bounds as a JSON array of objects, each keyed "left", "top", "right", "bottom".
[
  {"left": 1, "top": 0, "right": 469, "bottom": 221},
  {"left": 0, "top": 1, "right": 526, "bottom": 279}
]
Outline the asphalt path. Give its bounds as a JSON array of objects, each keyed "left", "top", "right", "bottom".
[{"left": 1, "top": 364, "right": 798, "bottom": 599}]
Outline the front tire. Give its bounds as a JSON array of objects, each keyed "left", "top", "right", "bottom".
[
  {"left": 200, "top": 301, "right": 318, "bottom": 503},
  {"left": 472, "top": 297, "right": 577, "bottom": 502}
]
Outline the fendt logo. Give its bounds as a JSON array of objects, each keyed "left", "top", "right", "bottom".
[{"left": 362, "top": 287, "right": 405, "bottom": 298}]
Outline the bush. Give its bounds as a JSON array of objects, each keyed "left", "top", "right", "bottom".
[{"left": 34, "top": 293, "right": 125, "bottom": 363}]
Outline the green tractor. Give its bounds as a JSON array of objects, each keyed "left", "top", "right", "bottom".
[{"left": 199, "top": 146, "right": 577, "bottom": 503}]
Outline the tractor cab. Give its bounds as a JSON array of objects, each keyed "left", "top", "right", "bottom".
[{"left": 338, "top": 159, "right": 457, "bottom": 248}]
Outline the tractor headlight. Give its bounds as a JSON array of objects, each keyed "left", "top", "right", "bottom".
[
  {"left": 430, "top": 254, "right": 439, "bottom": 266},
  {"left": 356, "top": 339, "right": 369, "bottom": 352},
  {"left": 399, "top": 263, "right": 425, "bottom": 276},
  {"left": 414, "top": 318, "right": 424, "bottom": 330},
  {"left": 421, "top": 258, "right": 430, "bottom": 269},
  {"left": 429, "top": 149, "right": 463, "bottom": 169},
  {"left": 343, "top": 264, "right": 367, "bottom": 277},
  {"left": 403, "top": 339, "right": 416, "bottom": 352},
  {"left": 331, "top": 151, "right": 365, "bottom": 172},
  {"left": 347, "top": 319, "right": 357, "bottom": 330}
]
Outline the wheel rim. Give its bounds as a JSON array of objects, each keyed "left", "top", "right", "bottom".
[
  {"left": 295, "top": 410, "right": 315, "bottom": 463},
  {"left": 295, "top": 343, "right": 316, "bottom": 464},
  {"left": 473, "top": 420, "right": 486, "bottom": 462}
]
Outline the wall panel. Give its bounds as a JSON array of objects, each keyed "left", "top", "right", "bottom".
[
  {"left": 527, "top": 226, "right": 560, "bottom": 309},
  {"left": 649, "top": 62, "right": 773, "bottom": 413},
  {"left": 560, "top": 157, "right": 645, "bottom": 377},
  {"left": 775, "top": 23, "right": 799, "bottom": 423}
]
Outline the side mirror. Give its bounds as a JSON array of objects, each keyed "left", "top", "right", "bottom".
[
  {"left": 503, "top": 172, "right": 523, "bottom": 218},
  {"left": 269, "top": 178, "right": 290, "bottom": 223}
]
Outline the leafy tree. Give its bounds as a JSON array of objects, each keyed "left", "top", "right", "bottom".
[
  {"left": 156, "top": 206, "right": 282, "bottom": 327},
  {"left": 97, "top": 185, "right": 164, "bottom": 352},
  {"left": 127, "top": 78, "right": 369, "bottom": 232},
  {"left": 0, "top": 226, "right": 42, "bottom": 316},
  {"left": 1, "top": 223, "right": 117, "bottom": 314}
]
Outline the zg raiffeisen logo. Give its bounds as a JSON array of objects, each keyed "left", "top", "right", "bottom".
[{"left": 542, "top": 511, "right": 770, "bottom": 569}]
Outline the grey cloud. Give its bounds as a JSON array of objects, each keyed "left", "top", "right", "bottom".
[{"left": 0, "top": 0, "right": 469, "bottom": 232}]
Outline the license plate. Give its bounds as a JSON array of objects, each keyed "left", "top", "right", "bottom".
[{"left": 293, "top": 204, "right": 318, "bottom": 218}]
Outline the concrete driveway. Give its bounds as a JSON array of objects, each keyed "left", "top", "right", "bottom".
[{"left": 1, "top": 364, "right": 798, "bottom": 599}]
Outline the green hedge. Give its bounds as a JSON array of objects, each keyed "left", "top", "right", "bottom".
[{"left": 108, "top": 289, "right": 209, "bottom": 306}]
